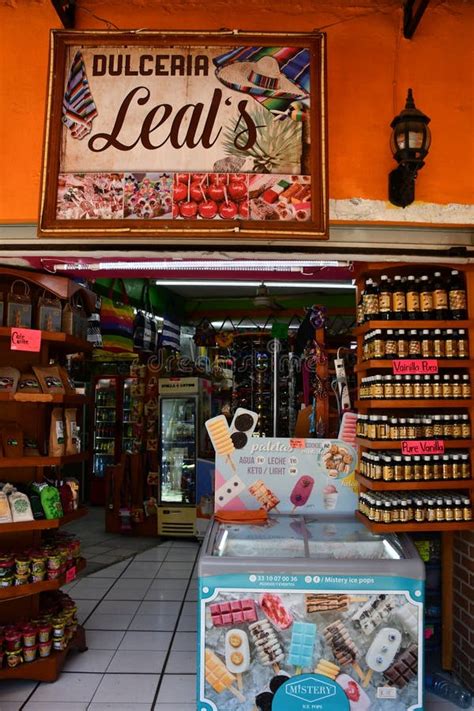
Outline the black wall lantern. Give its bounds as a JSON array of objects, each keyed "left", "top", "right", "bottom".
[{"left": 389, "top": 88, "right": 431, "bottom": 207}]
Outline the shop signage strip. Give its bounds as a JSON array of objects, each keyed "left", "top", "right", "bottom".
[{"left": 39, "top": 30, "right": 328, "bottom": 241}]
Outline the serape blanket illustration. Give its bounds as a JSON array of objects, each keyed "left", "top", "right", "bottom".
[
  {"left": 213, "top": 46, "right": 310, "bottom": 121},
  {"left": 62, "top": 51, "right": 98, "bottom": 140}
]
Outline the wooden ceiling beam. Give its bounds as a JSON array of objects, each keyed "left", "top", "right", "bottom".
[
  {"left": 51, "top": 0, "right": 75, "bottom": 29},
  {"left": 403, "top": 0, "right": 430, "bottom": 39}
]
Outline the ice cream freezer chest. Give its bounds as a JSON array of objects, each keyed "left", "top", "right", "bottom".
[{"left": 197, "top": 516, "right": 425, "bottom": 711}]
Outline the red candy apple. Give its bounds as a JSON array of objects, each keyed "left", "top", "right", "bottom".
[
  {"left": 219, "top": 200, "right": 238, "bottom": 219},
  {"left": 176, "top": 173, "right": 189, "bottom": 184},
  {"left": 238, "top": 201, "right": 249, "bottom": 219},
  {"left": 173, "top": 183, "right": 187, "bottom": 202},
  {"left": 172, "top": 203, "right": 180, "bottom": 218},
  {"left": 210, "top": 174, "right": 226, "bottom": 186},
  {"left": 198, "top": 200, "right": 218, "bottom": 219},
  {"left": 228, "top": 181, "right": 247, "bottom": 200},
  {"left": 180, "top": 201, "right": 198, "bottom": 218},
  {"left": 190, "top": 182, "right": 206, "bottom": 202},
  {"left": 208, "top": 184, "right": 225, "bottom": 201}
]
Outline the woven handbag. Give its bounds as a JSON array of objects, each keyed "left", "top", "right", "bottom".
[{"left": 100, "top": 279, "right": 134, "bottom": 354}]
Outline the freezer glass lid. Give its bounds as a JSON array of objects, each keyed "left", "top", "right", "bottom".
[
  {"left": 212, "top": 517, "right": 306, "bottom": 558},
  {"left": 305, "top": 520, "right": 404, "bottom": 559}
]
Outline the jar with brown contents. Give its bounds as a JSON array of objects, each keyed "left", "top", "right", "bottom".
[
  {"left": 394, "top": 376, "right": 404, "bottom": 399},
  {"left": 433, "top": 329, "right": 445, "bottom": 359},
  {"left": 444, "top": 329, "right": 456, "bottom": 358},
  {"left": 457, "top": 329, "right": 468, "bottom": 359},
  {"left": 422, "top": 375, "right": 433, "bottom": 399},
  {"left": 443, "top": 414, "right": 453, "bottom": 439},
  {"left": 462, "top": 374, "right": 471, "bottom": 399},
  {"left": 383, "top": 501, "right": 392, "bottom": 523},
  {"left": 421, "top": 329, "right": 433, "bottom": 358},
  {"left": 442, "top": 374, "right": 453, "bottom": 399},
  {"left": 452, "top": 374, "right": 462, "bottom": 399},
  {"left": 420, "top": 275, "right": 434, "bottom": 319},
  {"left": 373, "top": 330, "right": 385, "bottom": 359},
  {"left": 461, "top": 453, "right": 470, "bottom": 478},
  {"left": 442, "top": 455, "right": 452, "bottom": 480},
  {"left": 433, "top": 455, "right": 443, "bottom": 480},
  {"left": 384, "top": 375, "right": 394, "bottom": 399},
  {"left": 408, "top": 329, "right": 421, "bottom": 357},
  {"left": 396, "top": 329, "right": 408, "bottom": 358},
  {"left": 435, "top": 497, "right": 445, "bottom": 521},
  {"left": 403, "top": 376, "right": 414, "bottom": 399},
  {"left": 373, "top": 375, "right": 384, "bottom": 400},
  {"left": 394, "top": 455, "right": 404, "bottom": 481},
  {"left": 407, "top": 418, "right": 417, "bottom": 439},
  {"left": 399, "top": 499, "right": 410, "bottom": 523},
  {"left": 403, "top": 455, "right": 414, "bottom": 481},
  {"left": 385, "top": 330, "right": 397, "bottom": 358},
  {"left": 413, "top": 375, "right": 423, "bottom": 399},
  {"left": 413, "top": 456, "right": 423, "bottom": 481},
  {"left": 378, "top": 416, "right": 390, "bottom": 440},
  {"left": 432, "top": 375, "right": 442, "bottom": 398},
  {"left": 453, "top": 497, "right": 464, "bottom": 522},
  {"left": 462, "top": 497, "right": 472, "bottom": 521},
  {"left": 382, "top": 455, "right": 394, "bottom": 481},
  {"left": 398, "top": 418, "right": 408, "bottom": 439},
  {"left": 427, "top": 498, "right": 436, "bottom": 522},
  {"left": 414, "top": 498, "right": 425, "bottom": 522},
  {"left": 451, "top": 454, "right": 461, "bottom": 479},
  {"left": 423, "top": 417, "right": 434, "bottom": 439},
  {"left": 452, "top": 415, "right": 462, "bottom": 439},
  {"left": 444, "top": 497, "right": 454, "bottom": 522},
  {"left": 423, "top": 456, "right": 433, "bottom": 480},
  {"left": 390, "top": 417, "right": 399, "bottom": 440}
]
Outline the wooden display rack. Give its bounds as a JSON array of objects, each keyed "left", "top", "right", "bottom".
[
  {"left": 0, "top": 271, "right": 91, "bottom": 681},
  {"left": 354, "top": 262, "right": 474, "bottom": 672}
]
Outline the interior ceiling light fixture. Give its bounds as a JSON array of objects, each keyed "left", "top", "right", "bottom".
[
  {"left": 50, "top": 259, "right": 349, "bottom": 272},
  {"left": 154, "top": 280, "right": 356, "bottom": 289}
]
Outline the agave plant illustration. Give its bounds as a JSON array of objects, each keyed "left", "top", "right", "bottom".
[{"left": 222, "top": 105, "right": 302, "bottom": 173}]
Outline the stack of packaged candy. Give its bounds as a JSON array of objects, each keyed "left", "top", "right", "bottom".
[
  {"left": 0, "top": 591, "right": 78, "bottom": 668},
  {"left": 0, "top": 532, "right": 81, "bottom": 588}
]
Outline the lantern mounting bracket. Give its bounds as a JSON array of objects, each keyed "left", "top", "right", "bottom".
[
  {"left": 403, "top": 0, "right": 430, "bottom": 39},
  {"left": 51, "top": 0, "right": 75, "bottom": 29}
]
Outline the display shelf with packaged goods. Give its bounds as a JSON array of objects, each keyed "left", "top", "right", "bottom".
[
  {"left": 0, "top": 269, "right": 89, "bottom": 681},
  {"left": 354, "top": 262, "right": 474, "bottom": 670}
]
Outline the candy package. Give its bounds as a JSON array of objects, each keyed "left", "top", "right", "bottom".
[
  {"left": 36, "top": 291, "right": 62, "bottom": 332},
  {"left": 49, "top": 408, "right": 65, "bottom": 457},
  {"left": 65, "top": 408, "right": 80, "bottom": 455},
  {"left": 9, "top": 491, "right": 33, "bottom": 522},
  {"left": 6, "top": 280, "right": 32, "bottom": 328},
  {"left": 33, "top": 366, "right": 65, "bottom": 394},
  {"left": 39, "top": 484, "right": 63, "bottom": 520},
  {"left": 58, "top": 366, "right": 76, "bottom": 395},
  {"left": 17, "top": 372, "right": 42, "bottom": 394},
  {"left": 1, "top": 422, "right": 24, "bottom": 457},
  {"left": 0, "top": 367, "right": 20, "bottom": 393}
]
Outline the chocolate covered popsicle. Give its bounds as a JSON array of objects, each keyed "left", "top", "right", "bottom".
[
  {"left": 248, "top": 480, "right": 280, "bottom": 512},
  {"left": 323, "top": 620, "right": 364, "bottom": 680},
  {"left": 352, "top": 595, "right": 395, "bottom": 636},
  {"left": 249, "top": 619, "right": 284, "bottom": 672},
  {"left": 306, "top": 594, "right": 350, "bottom": 614}
]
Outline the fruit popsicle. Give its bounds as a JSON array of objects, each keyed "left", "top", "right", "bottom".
[
  {"left": 205, "top": 648, "right": 245, "bottom": 701},
  {"left": 210, "top": 599, "right": 257, "bottom": 627},
  {"left": 290, "top": 475, "right": 314, "bottom": 512},
  {"left": 315, "top": 658, "right": 340, "bottom": 680},
  {"left": 249, "top": 619, "right": 284, "bottom": 671},
  {"left": 336, "top": 673, "right": 371, "bottom": 711},
  {"left": 225, "top": 629, "right": 250, "bottom": 690},
  {"left": 206, "top": 415, "right": 236, "bottom": 471},
  {"left": 339, "top": 412, "right": 358, "bottom": 445},
  {"left": 288, "top": 621, "right": 317, "bottom": 670},
  {"left": 248, "top": 480, "right": 280, "bottom": 512},
  {"left": 260, "top": 593, "right": 293, "bottom": 630}
]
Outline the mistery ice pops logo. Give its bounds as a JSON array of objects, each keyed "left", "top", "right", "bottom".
[{"left": 273, "top": 674, "right": 349, "bottom": 711}]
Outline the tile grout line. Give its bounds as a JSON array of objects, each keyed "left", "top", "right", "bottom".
[{"left": 150, "top": 545, "right": 201, "bottom": 710}]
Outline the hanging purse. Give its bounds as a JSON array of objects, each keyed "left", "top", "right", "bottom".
[
  {"left": 133, "top": 282, "right": 158, "bottom": 353},
  {"left": 100, "top": 279, "right": 134, "bottom": 353}
]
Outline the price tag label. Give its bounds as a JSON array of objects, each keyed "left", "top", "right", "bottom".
[
  {"left": 392, "top": 359, "right": 438, "bottom": 375},
  {"left": 377, "top": 687, "right": 398, "bottom": 700},
  {"left": 401, "top": 440, "right": 445, "bottom": 455},
  {"left": 290, "top": 438, "right": 306, "bottom": 449},
  {"left": 65, "top": 566, "right": 77, "bottom": 583},
  {"left": 10, "top": 328, "right": 42, "bottom": 352}
]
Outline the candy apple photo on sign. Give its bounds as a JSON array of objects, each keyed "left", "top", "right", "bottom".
[{"left": 38, "top": 30, "right": 328, "bottom": 241}]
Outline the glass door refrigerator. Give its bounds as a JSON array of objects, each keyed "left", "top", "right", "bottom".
[
  {"left": 90, "top": 374, "right": 138, "bottom": 505},
  {"left": 158, "top": 377, "right": 212, "bottom": 536}
]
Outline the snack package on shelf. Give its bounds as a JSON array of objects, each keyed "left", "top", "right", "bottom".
[
  {"left": 65, "top": 409, "right": 80, "bottom": 455},
  {"left": 17, "top": 372, "right": 42, "bottom": 394},
  {"left": 49, "top": 408, "right": 65, "bottom": 457},
  {"left": 0, "top": 368, "right": 20, "bottom": 394},
  {"left": 33, "top": 366, "right": 65, "bottom": 395},
  {"left": 9, "top": 490, "right": 33, "bottom": 522},
  {"left": 31, "top": 482, "right": 64, "bottom": 520}
]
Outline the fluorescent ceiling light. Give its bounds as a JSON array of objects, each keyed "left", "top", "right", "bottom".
[
  {"left": 52, "top": 259, "right": 348, "bottom": 272},
  {"left": 211, "top": 320, "right": 301, "bottom": 330},
  {"left": 155, "top": 280, "right": 355, "bottom": 289}
]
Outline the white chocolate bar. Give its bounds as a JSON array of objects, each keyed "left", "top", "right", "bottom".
[
  {"left": 352, "top": 595, "right": 395, "bottom": 636},
  {"left": 215, "top": 474, "right": 246, "bottom": 507},
  {"left": 365, "top": 628, "right": 402, "bottom": 672},
  {"left": 225, "top": 629, "right": 250, "bottom": 674}
]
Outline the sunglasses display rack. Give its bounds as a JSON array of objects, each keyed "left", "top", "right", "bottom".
[{"left": 231, "top": 332, "right": 295, "bottom": 437}]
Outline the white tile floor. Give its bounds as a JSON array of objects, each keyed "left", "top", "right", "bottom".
[{"left": 0, "top": 535, "right": 471, "bottom": 710}]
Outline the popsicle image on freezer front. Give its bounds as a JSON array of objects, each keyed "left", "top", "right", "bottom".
[
  {"left": 205, "top": 648, "right": 245, "bottom": 701},
  {"left": 205, "top": 415, "right": 236, "bottom": 471},
  {"left": 288, "top": 621, "right": 317, "bottom": 673},
  {"left": 225, "top": 629, "right": 250, "bottom": 690},
  {"left": 363, "top": 627, "right": 402, "bottom": 687},
  {"left": 248, "top": 480, "right": 280, "bottom": 512},
  {"left": 290, "top": 475, "right": 315, "bottom": 512},
  {"left": 249, "top": 619, "right": 285, "bottom": 673}
]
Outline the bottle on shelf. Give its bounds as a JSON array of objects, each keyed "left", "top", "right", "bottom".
[
  {"left": 406, "top": 275, "right": 421, "bottom": 320},
  {"left": 432, "top": 271, "right": 449, "bottom": 321},
  {"left": 425, "top": 673, "right": 472, "bottom": 709},
  {"left": 420, "top": 274, "right": 434, "bottom": 319},
  {"left": 362, "top": 278, "right": 379, "bottom": 321},
  {"left": 392, "top": 275, "right": 406, "bottom": 320},
  {"left": 449, "top": 270, "right": 468, "bottom": 320},
  {"left": 378, "top": 275, "right": 392, "bottom": 320}
]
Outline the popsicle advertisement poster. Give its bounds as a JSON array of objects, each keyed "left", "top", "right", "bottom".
[{"left": 206, "top": 409, "right": 358, "bottom": 515}]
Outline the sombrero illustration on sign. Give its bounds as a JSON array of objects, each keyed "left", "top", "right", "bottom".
[{"left": 213, "top": 46, "right": 310, "bottom": 120}]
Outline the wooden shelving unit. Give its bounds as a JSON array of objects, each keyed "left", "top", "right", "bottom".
[
  {"left": 355, "top": 437, "right": 474, "bottom": 450},
  {"left": 356, "top": 399, "right": 473, "bottom": 409},
  {"left": 356, "top": 511, "right": 474, "bottom": 533},
  {"left": 0, "top": 270, "right": 90, "bottom": 682},
  {"left": 0, "top": 558, "right": 86, "bottom": 601},
  {"left": 354, "top": 262, "right": 474, "bottom": 671},
  {"left": 356, "top": 473, "right": 474, "bottom": 491}
]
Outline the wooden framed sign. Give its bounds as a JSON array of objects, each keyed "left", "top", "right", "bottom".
[{"left": 39, "top": 30, "right": 328, "bottom": 241}]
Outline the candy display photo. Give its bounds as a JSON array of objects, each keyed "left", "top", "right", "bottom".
[
  {"left": 124, "top": 172, "right": 172, "bottom": 219},
  {"left": 249, "top": 174, "right": 311, "bottom": 221},
  {"left": 172, "top": 172, "right": 249, "bottom": 220},
  {"left": 201, "top": 590, "right": 420, "bottom": 710},
  {"left": 56, "top": 173, "right": 124, "bottom": 219}
]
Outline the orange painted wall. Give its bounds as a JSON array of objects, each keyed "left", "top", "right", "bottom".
[{"left": 0, "top": 0, "right": 473, "bottom": 223}]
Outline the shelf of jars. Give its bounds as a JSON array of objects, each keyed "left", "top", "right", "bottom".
[
  {"left": 355, "top": 511, "right": 474, "bottom": 533},
  {"left": 357, "top": 399, "right": 474, "bottom": 409},
  {"left": 356, "top": 473, "right": 474, "bottom": 491},
  {"left": 355, "top": 360, "right": 474, "bottom": 372}
]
